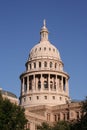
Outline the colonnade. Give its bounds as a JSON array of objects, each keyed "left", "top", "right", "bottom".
[{"left": 21, "top": 73, "right": 69, "bottom": 94}]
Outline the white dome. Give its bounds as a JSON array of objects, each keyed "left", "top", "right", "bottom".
[
  {"left": 29, "top": 20, "right": 61, "bottom": 61},
  {"left": 20, "top": 20, "right": 70, "bottom": 107},
  {"left": 29, "top": 40, "right": 61, "bottom": 61}
]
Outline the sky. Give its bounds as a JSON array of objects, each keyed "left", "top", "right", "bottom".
[{"left": 0, "top": 0, "right": 87, "bottom": 101}]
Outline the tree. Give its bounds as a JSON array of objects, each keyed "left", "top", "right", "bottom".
[
  {"left": 80, "top": 96, "right": 87, "bottom": 130},
  {"left": 37, "top": 122, "right": 52, "bottom": 130},
  {"left": 37, "top": 121, "right": 71, "bottom": 130},
  {"left": 53, "top": 121, "right": 70, "bottom": 130},
  {"left": 71, "top": 97, "right": 87, "bottom": 130},
  {"left": 0, "top": 93, "right": 28, "bottom": 130}
]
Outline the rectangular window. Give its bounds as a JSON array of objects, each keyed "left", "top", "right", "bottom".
[
  {"left": 37, "top": 96, "right": 39, "bottom": 100},
  {"left": 44, "top": 96, "right": 47, "bottom": 99},
  {"left": 47, "top": 113, "right": 50, "bottom": 121},
  {"left": 54, "top": 115, "right": 57, "bottom": 121},
  {"left": 53, "top": 96, "right": 55, "bottom": 99},
  {"left": 58, "top": 114, "right": 60, "bottom": 121},
  {"left": 77, "top": 112, "right": 79, "bottom": 119},
  {"left": 29, "top": 97, "right": 31, "bottom": 100}
]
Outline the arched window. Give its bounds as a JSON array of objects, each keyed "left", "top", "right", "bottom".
[
  {"left": 44, "top": 47, "right": 46, "bottom": 51},
  {"left": 50, "top": 62, "right": 52, "bottom": 68},
  {"left": 50, "top": 81, "right": 53, "bottom": 89},
  {"left": 29, "top": 76, "right": 33, "bottom": 90},
  {"left": 39, "top": 47, "right": 41, "bottom": 51},
  {"left": 34, "top": 62, "right": 36, "bottom": 68},
  {"left": 63, "top": 77, "right": 66, "bottom": 91},
  {"left": 24, "top": 77, "right": 27, "bottom": 92},
  {"left": 44, "top": 81, "right": 48, "bottom": 89},
  {"left": 29, "top": 81, "right": 32, "bottom": 90},
  {"left": 53, "top": 48, "right": 55, "bottom": 52},
  {"left": 38, "top": 80, "right": 41, "bottom": 89},
  {"left": 55, "top": 63, "right": 57, "bottom": 68},
  {"left": 39, "top": 62, "right": 41, "bottom": 68},
  {"left": 60, "top": 97, "right": 62, "bottom": 101},
  {"left": 37, "top": 96, "right": 39, "bottom": 100},
  {"left": 30, "top": 64, "right": 31, "bottom": 69},
  {"left": 58, "top": 114, "right": 60, "bottom": 121},
  {"left": 44, "top": 61, "right": 47, "bottom": 67},
  {"left": 49, "top": 48, "right": 51, "bottom": 51}
]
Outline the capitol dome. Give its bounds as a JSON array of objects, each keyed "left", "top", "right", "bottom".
[
  {"left": 29, "top": 20, "right": 61, "bottom": 61},
  {"left": 20, "top": 20, "right": 70, "bottom": 107}
]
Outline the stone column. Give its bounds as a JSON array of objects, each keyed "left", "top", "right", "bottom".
[
  {"left": 32, "top": 75, "right": 35, "bottom": 91},
  {"left": 36, "top": 76, "right": 38, "bottom": 91},
  {"left": 55, "top": 75, "right": 57, "bottom": 90},
  {"left": 27, "top": 76, "right": 29, "bottom": 93},
  {"left": 41, "top": 74, "right": 44, "bottom": 91},
  {"left": 57, "top": 76, "right": 59, "bottom": 92},
  {"left": 56, "top": 75, "right": 58, "bottom": 92},
  {"left": 61, "top": 76, "right": 63, "bottom": 91},
  {"left": 30, "top": 122, "right": 35, "bottom": 130},
  {"left": 33, "top": 74, "right": 35, "bottom": 91},
  {"left": 22, "top": 78, "right": 24, "bottom": 93},
  {"left": 66, "top": 78, "right": 69, "bottom": 95}
]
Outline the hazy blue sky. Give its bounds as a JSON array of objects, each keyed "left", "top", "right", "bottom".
[{"left": 0, "top": 0, "right": 87, "bottom": 100}]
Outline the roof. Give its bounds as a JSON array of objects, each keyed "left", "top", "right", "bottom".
[{"left": 0, "top": 89, "right": 17, "bottom": 98}]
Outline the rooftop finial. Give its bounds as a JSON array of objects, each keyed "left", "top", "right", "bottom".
[
  {"left": 43, "top": 19, "right": 46, "bottom": 27},
  {"left": 40, "top": 19, "right": 48, "bottom": 41}
]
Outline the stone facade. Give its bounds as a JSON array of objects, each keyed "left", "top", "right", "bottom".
[
  {"left": 0, "top": 88, "right": 18, "bottom": 104},
  {"left": 25, "top": 102, "right": 82, "bottom": 129},
  {"left": 19, "top": 20, "right": 81, "bottom": 130}
]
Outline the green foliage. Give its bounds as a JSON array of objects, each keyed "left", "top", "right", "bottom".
[
  {"left": 0, "top": 94, "right": 28, "bottom": 130},
  {"left": 1, "top": 90, "right": 87, "bottom": 130},
  {"left": 53, "top": 121, "right": 70, "bottom": 130},
  {"left": 70, "top": 97, "right": 87, "bottom": 130},
  {"left": 80, "top": 96, "right": 87, "bottom": 130},
  {"left": 37, "top": 121, "right": 70, "bottom": 130},
  {"left": 37, "top": 122, "right": 52, "bottom": 130}
]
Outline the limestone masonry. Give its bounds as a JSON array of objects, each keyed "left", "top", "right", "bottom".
[{"left": 19, "top": 20, "right": 81, "bottom": 130}]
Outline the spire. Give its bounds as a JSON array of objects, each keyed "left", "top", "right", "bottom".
[
  {"left": 43, "top": 19, "right": 46, "bottom": 27},
  {"left": 40, "top": 20, "right": 49, "bottom": 41}
]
